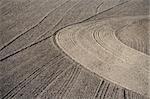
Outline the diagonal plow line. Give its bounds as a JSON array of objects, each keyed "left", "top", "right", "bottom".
[
  {"left": 0, "top": 0, "right": 82, "bottom": 61},
  {"left": 0, "top": 0, "right": 70, "bottom": 52},
  {"left": 2, "top": 54, "right": 64, "bottom": 99},
  {"left": 0, "top": 1, "right": 129, "bottom": 61}
]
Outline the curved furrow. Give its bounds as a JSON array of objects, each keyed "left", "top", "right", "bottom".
[
  {"left": 55, "top": 66, "right": 81, "bottom": 98},
  {"left": 0, "top": 0, "right": 104, "bottom": 61},
  {"left": 79, "top": 19, "right": 149, "bottom": 70},
  {"left": 89, "top": 21, "right": 149, "bottom": 94},
  {"left": 36, "top": 65, "right": 81, "bottom": 99},
  {"left": 100, "top": 26, "right": 148, "bottom": 66},
  {"left": 56, "top": 17, "right": 150, "bottom": 97},
  {"left": 115, "top": 18, "right": 149, "bottom": 55},
  {"left": 1, "top": 0, "right": 150, "bottom": 99}
]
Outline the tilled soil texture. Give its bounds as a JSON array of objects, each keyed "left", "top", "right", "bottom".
[
  {"left": 0, "top": 0, "right": 149, "bottom": 99},
  {"left": 56, "top": 17, "right": 150, "bottom": 97}
]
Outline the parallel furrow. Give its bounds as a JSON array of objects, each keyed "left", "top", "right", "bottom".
[
  {"left": 0, "top": 0, "right": 70, "bottom": 51},
  {"left": 1, "top": 54, "right": 64, "bottom": 99}
]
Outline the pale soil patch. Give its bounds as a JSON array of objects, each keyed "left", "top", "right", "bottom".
[{"left": 56, "top": 16, "right": 150, "bottom": 97}]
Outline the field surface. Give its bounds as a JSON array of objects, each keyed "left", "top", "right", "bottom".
[{"left": 0, "top": 0, "right": 150, "bottom": 99}]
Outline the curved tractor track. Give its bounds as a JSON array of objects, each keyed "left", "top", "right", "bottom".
[
  {"left": 0, "top": 0, "right": 150, "bottom": 99},
  {"left": 56, "top": 16, "right": 150, "bottom": 97}
]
